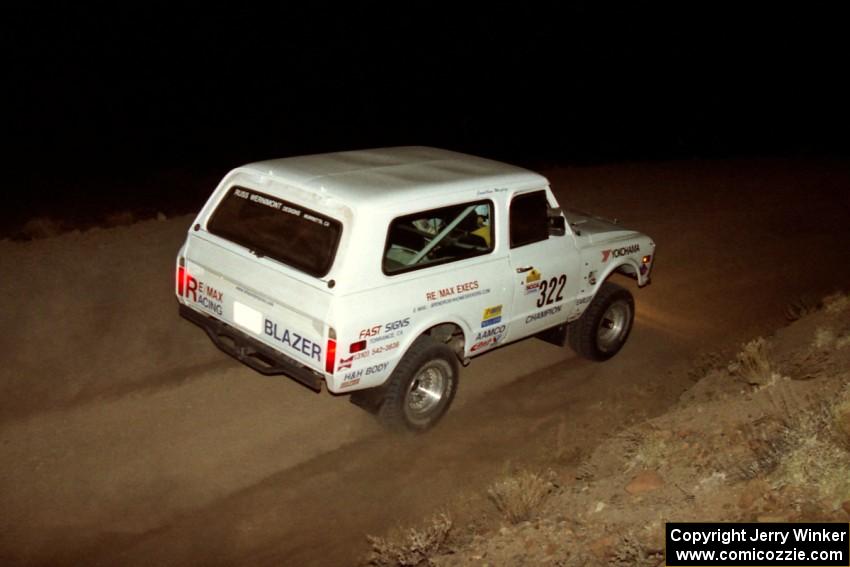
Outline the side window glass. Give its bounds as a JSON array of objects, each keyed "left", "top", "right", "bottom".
[
  {"left": 383, "top": 201, "right": 494, "bottom": 274},
  {"left": 509, "top": 191, "right": 549, "bottom": 248}
]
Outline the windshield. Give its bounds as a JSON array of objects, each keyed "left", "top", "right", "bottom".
[{"left": 207, "top": 186, "right": 342, "bottom": 277}]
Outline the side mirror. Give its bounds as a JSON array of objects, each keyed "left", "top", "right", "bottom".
[{"left": 547, "top": 207, "right": 566, "bottom": 236}]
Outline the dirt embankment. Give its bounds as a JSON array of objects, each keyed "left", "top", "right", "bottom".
[
  {"left": 0, "top": 157, "right": 848, "bottom": 566},
  {"left": 364, "top": 293, "right": 850, "bottom": 566}
]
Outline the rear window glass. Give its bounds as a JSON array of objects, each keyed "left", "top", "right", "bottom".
[
  {"left": 207, "top": 186, "right": 342, "bottom": 277},
  {"left": 383, "top": 200, "right": 494, "bottom": 274}
]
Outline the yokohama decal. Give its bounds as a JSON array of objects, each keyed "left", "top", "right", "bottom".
[{"left": 601, "top": 244, "right": 640, "bottom": 262}]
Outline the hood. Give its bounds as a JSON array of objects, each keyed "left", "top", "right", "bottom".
[{"left": 563, "top": 210, "right": 638, "bottom": 245}]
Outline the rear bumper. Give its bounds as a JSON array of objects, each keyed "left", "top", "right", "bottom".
[{"left": 179, "top": 304, "right": 324, "bottom": 392}]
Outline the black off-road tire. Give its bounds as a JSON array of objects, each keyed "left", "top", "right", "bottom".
[
  {"left": 377, "top": 335, "right": 459, "bottom": 432},
  {"left": 567, "top": 281, "right": 635, "bottom": 361}
]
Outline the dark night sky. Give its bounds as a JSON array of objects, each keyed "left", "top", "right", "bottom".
[{"left": 3, "top": 4, "right": 848, "bottom": 231}]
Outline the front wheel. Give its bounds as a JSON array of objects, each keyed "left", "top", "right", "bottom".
[
  {"left": 377, "top": 336, "right": 459, "bottom": 432},
  {"left": 567, "top": 281, "right": 634, "bottom": 361}
]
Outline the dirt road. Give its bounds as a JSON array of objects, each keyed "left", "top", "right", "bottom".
[{"left": 1, "top": 158, "right": 848, "bottom": 566}]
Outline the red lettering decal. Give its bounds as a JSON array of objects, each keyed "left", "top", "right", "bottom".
[{"left": 186, "top": 275, "right": 198, "bottom": 301}]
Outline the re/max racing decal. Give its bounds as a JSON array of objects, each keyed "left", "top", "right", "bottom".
[{"left": 181, "top": 273, "right": 224, "bottom": 316}]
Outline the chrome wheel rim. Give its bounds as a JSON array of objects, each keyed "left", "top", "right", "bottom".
[
  {"left": 597, "top": 300, "right": 630, "bottom": 352},
  {"left": 404, "top": 361, "right": 449, "bottom": 423}
]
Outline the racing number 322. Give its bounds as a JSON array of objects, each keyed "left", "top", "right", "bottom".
[{"left": 537, "top": 274, "right": 566, "bottom": 308}]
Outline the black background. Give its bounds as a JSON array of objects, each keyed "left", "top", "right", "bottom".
[{"left": 4, "top": 4, "right": 848, "bottom": 233}]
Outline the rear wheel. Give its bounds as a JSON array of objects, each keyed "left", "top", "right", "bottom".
[
  {"left": 568, "top": 281, "right": 634, "bottom": 361},
  {"left": 377, "top": 335, "right": 458, "bottom": 432}
]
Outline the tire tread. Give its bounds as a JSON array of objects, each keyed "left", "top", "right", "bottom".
[{"left": 567, "top": 281, "right": 634, "bottom": 361}]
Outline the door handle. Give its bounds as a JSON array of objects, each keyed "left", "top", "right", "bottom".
[{"left": 515, "top": 266, "right": 534, "bottom": 274}]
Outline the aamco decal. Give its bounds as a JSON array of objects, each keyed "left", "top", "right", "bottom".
[
  {"left": 181, "top": 273, "right": 224, "bottom": 316},
  {"left": 264, "top": 318, "right": 322, "bottom": 361},
  {"left": 471, "top": 324, "right": 506, "bottom": 352},
  {"left": 481, "top": 305, "right": 503, "bottom": 327},
  {"left": 601, "top": 243, "right": 640, "bottom": 262}
]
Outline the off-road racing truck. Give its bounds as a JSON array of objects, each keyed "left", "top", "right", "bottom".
[{"left": 176, "top": 147, "right": 655, "bottom": 431}]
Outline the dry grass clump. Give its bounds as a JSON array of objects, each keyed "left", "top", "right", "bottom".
[
  {"left": 729, "top": 337, "right": 776, "bottom": 386},
  {"left": 611, "top": 533, "right": 663, "bottom": 567},
  {"left": 487, "top": 469, "right": 556, "bottom": 524},
  {"left": 771, "top": 413, "right": 850, "bottom": 509},
  {"left": 624, "top": 430, "right": 669, "bottom": 472},
  {"left": 812, "top": 327, "right": 836, "bottom": 350},
  {"left": 748, "top": 386, "right": 850, "bottom": 510},
  {"left": 823, "top": 292, "right": 850, "bottom": 314},
  {"left": 366, "top": 512, "right": 453, "bottom": 567},
  {"left": 726, "top": 415, "right": 790, "bottom": 481}
]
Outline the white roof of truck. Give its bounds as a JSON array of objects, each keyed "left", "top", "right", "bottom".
[{"left": 241, "top": 146, "right": 547, "bottom": 206}]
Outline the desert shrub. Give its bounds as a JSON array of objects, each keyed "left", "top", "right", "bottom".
[
  {"left": 762, "top": 388, "right": 850, "bottom": 510},
  {"left": 729, "top": 337, "right": 775, "bottom": 386},
  {"left": 366, "top": 512, "right": 452, "bottom": 567},
  {"left": 732, "top": 416, "right": 793, "bottom": 481},
  {"left": 772, "top": 420, "right": 850, "bottom": 509},
  {"left": 487, "top": 469, "right": 556, "bottom": 524}
]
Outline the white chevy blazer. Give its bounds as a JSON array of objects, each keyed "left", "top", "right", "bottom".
[{"left": 176, "top": 147, "right": 655, "bottom": 431}]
